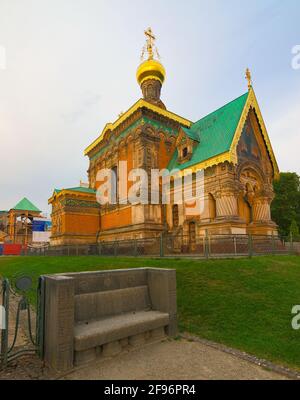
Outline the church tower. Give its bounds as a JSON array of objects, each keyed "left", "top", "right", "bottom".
[{"left": 136, "top": 28, "right": 166, "bottom": 109}]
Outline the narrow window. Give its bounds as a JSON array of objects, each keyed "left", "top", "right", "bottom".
[
  {"left": 172, "top": 204, "right": 179, "bottom": 227},
  {"left": 112, "top": 166, "right": 118, "bottom": 204}
]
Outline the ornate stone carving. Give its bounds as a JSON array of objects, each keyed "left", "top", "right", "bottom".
[
  {"left": 61, "top": 198, "right": 99, "bottom": 209},
  {"left": 141, "top": 79, "right": 166, "bottom": 109}
]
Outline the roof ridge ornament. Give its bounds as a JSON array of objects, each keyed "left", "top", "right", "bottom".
[{"left": 245, "top": 68, "right": 252, "bottom": 90}]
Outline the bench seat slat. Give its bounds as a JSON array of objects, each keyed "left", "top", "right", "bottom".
[{"left": 74, "top": 311, "right": 169, "bottom": 351}]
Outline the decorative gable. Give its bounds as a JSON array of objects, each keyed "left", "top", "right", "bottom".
[
  {"left": 176, "top": 128, "right": 200, "bottom": 164},
  {"left": 237, "top": 109, "right": 274, "bottom": 180}
]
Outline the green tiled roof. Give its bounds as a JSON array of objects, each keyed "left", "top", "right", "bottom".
[
  {"left": 67, "top": 187, "right": 96, "bottom": 194},
  {"left": 13, "top": 198, "right": 41, "bottom": 213},
  {"left": 55, "top": 187, "right": 96, "bottom": 194},
  {"left": 181, "top": 127, "right": 200, "bottom": 142},
  {"left": 168, "top": 92, "right": 249, "bottom": 170}
]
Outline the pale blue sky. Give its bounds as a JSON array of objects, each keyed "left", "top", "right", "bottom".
[{"left": 0, "top": 0, "right": 299, "bottom": 213}]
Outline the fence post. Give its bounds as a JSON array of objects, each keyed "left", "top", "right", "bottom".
[
  {"left": 204, "top": 230, "right": 209, "bottom": 259},
  {"left": 271, "top": 233, "right": 275, "bottom": 255},
  {"left": 98, "top": 242, "right": 102, "bottom": 256},
  {"left": 160, "top": 233, "right": 164, "bottom": 258},
  {"left": 134, "top": 238, "right": 137, "bottom": 257},
  {"left": 248, "top": 234, "right": 253, "bottom": 258},
  {"left": 290, "top": 233, "right": 294, "bottom": 254},
  {"left": 114, "top": 240, "right": 118, "bottom": 257},
  {"left": 36, "top": 276, "right": 45, "bottom": 359},
  {"left": 1, "top": 279, "right": 10, "bottom": 367},
  {"left": 233, "top": 236, "right": 237, "bottom": 256}
]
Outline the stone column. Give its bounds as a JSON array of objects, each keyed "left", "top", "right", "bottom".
[
  {"left": 252, "top": 197, "right": 272, "bottom": 222},
  {"left": 215, "top": 192, "right": 238, "bottom": 219},
  {"left": 43, "top": 275, "right": 75, "bottom": 372}
]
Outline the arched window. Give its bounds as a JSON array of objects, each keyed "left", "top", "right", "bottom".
[
  {"left": 183, "top": 147, "right": 188, "bottom": 158},
  {"left": 192, "top": 172, "right": 197, "bottom": 197},
  {"left": 172, "top": 205, "right": 179, "bottom": 227}
]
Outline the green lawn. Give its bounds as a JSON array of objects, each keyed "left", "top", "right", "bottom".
[{"left": 1, "top": 255, "right": 300, "bottom": 371}]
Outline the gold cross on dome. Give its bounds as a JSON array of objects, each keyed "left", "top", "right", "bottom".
[
  {"left": 145, "top": 28, "right": 155, "bottom": 59},
  {"left": 141, "top": 28, "right": 160, "bottom": 61}
]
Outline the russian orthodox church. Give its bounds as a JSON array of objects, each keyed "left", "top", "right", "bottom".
[{"left": 49, "top": 29, "right": 279, "bottom": 246}]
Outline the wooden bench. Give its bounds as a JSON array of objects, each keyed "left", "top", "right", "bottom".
[{"left": 43, "top": 268, "right": 177, "bottom": 371}]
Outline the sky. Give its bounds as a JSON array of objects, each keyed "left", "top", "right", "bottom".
[{"left": 0, "top": 0, "right": 299, "bottom": 214}]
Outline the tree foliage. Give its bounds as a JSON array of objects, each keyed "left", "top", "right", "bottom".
[
  {"left": 290, "top": 219, "right": 299, "bottom": 238},
  {"left": 271, "top": 172, "right": 300, "bottom": 237}
]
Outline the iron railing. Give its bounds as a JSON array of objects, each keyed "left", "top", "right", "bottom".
[
  {"left": 20, "top": 233, "right": 298, "bottom": 258},
  {"left": 0, "top": 275, "right": 44, "bottom": 368}
]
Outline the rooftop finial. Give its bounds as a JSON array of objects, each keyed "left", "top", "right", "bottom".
[
  {"left": 245, "top": 68, "right": 252, "bottom": 89},
  {"left": 141, "top": 28, "right": 160, "bottom": 62}
]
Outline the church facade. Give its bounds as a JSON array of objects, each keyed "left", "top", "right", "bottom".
[{"left": 49, "top": 30, "right": 279, "bottom": 246}]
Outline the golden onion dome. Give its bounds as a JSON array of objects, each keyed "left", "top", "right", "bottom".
[{"left": 136, "top": 58, "right": 166, "bottom": 87}]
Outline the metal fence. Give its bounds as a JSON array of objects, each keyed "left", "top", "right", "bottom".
[
  {"left": 22, "top": 233, "right": 299, "bottom": 259},
  {"left": 0, "top": 275, "right": 44, "bottom": 368}
]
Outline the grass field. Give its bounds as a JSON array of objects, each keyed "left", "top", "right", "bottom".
[{"left": 1, "top": 255, "right": 300, "bottom": 371}]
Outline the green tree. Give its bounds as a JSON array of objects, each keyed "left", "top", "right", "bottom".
[
  {"left": 271, "top": 172, "right": 300, "bottom": 237},
  {"left": 290, "top": 219, "right": 299, "bottom": 238}
]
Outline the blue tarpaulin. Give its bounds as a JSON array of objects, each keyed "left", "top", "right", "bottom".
[{"left": 32, "top": 220, "right": 47, "bottom": 232}]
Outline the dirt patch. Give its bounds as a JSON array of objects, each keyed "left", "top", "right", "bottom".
[{"left": 0, "top": 355, "right": 50, "bottom": 380}]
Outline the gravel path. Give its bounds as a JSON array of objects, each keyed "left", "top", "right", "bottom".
[{"left": 64, "top": 338, "right": 290, "bottom": 381}]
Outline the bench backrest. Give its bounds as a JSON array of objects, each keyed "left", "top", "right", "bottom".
[{"left": 75, "top": 285, "right": 151, "bottom": 323}]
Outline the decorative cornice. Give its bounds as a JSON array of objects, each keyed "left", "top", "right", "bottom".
[
  {"left": 84, "top": 99, "right": 192, "bottom": 156},
  {"left": 48, "top": 189, "right": 96, "bottom": 204},
  {"left": 60, "top": 198, "right": 99, "bottom": 209},
  {"left": 180, "top": 152, "right": 232, "bottom": 174}
]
